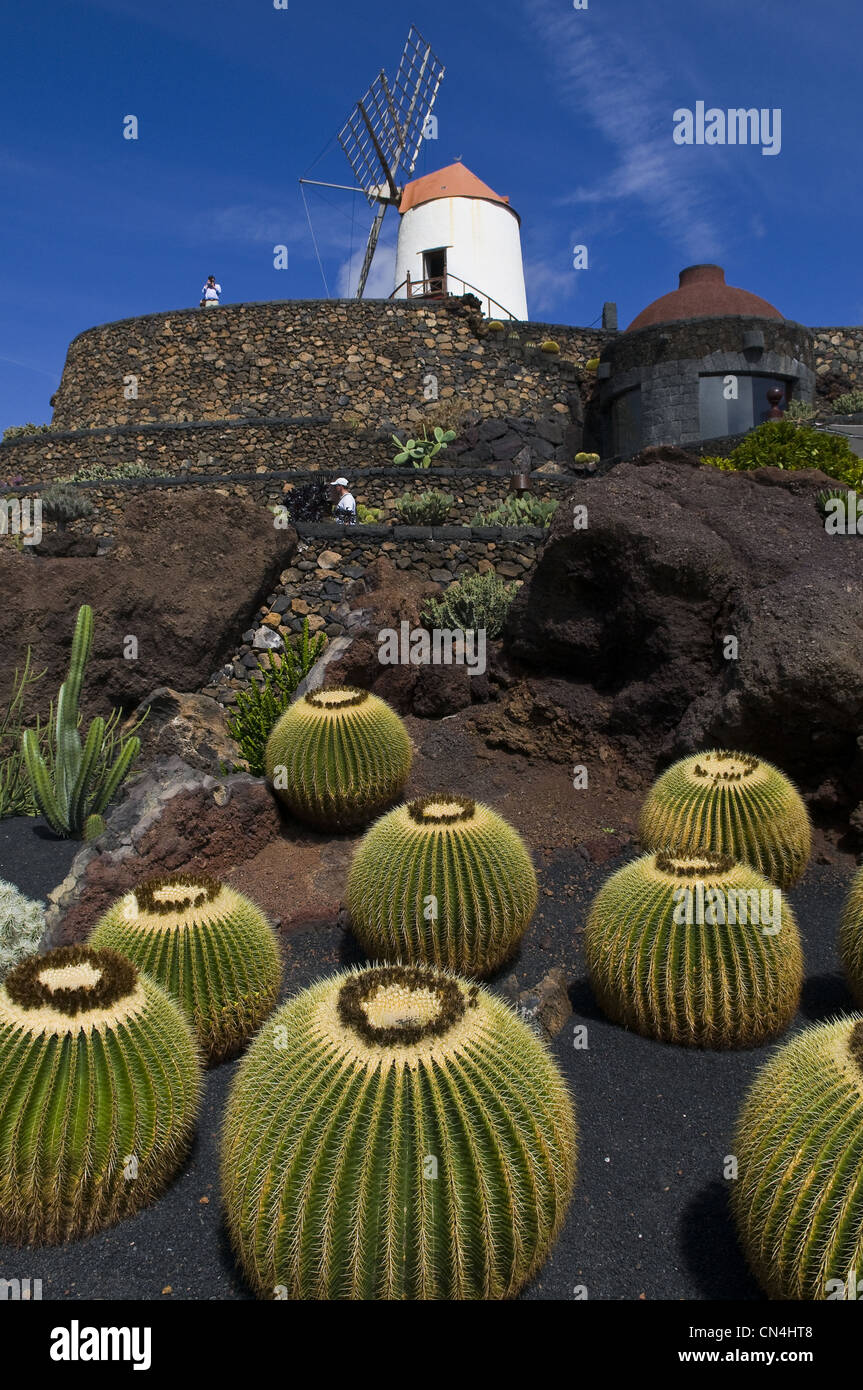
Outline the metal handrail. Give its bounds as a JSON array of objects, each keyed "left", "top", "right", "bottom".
[{"left": 389, "top": 272, "right": 519, "bottom": 321}]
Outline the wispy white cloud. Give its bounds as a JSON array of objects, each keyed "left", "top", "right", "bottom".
[
  {"left": 524, "top": 255, "right": 581, "bottom": 318},
  {"left": 523, "top": 0, "right": 725, "bottom": 261}
]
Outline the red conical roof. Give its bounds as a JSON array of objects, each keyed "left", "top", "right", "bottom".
[
  {"left": 399, "top": 162, "right": 518, "bottom": 219},
  {"left": 626, "top": 265, "right": 783, "bottom": 331}
]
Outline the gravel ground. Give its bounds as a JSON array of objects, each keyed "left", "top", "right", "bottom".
[{"left": 0, "top": 817, "right": 854, "bottom": 1301}]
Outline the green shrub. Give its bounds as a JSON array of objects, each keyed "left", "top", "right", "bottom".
[
  {"left": 0, "top": 880, "right": 45, "bottom": 981},
  {"left": 2, "top": 423, "right": 50, "bottom": 442},
  {"left": 40, "top": 483, "right": 95, "bottom": 527},
  {"left": 422, "top": 570, "right": 517, "bottom": 640},
  {"left": 391, "top": 426, "right": 456, "bottom": 468},
  {"left": 397, "top": 489, "right": 454, "bottom": 525},
  {"left": 832, "top": 390, "right": 863, "bottom": 415},
  {"left": 226, "top": 619, "right": 326, "bottom": 776},
  {"left": 22, "top": 605, "right": 142, "bottom": 839},
  {"left": 702, "top": 421, "right": 862, "bottom": 485},
  {"left": 473, "top": 495, "right": 558, "bottom": 528}
]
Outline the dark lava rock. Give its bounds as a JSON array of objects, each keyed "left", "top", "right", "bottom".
[
  {"left": 505, "top": 450, "right": 863, "bottom": 822},
  {"left": 0, "top": 490, "right": 297, "bottom": 715},
  {"left": 46, "top": 758, "right": 282, "bottom": 945}
]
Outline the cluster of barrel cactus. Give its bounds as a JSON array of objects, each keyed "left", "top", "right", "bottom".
[
  {"left": 347, "top": 794, "right": 537, "bottom": 976},
  {"left": 585, "top": 850, "right": 802, "bottom": 1048},
  {"left": 89, "top": 874, "right": 282, "bottom": 1063},
  {"left": 222, "top": 962, "right": 576, "bottom": 1299},
  {"left": 639, "top": 750, "right": 811, "bottom": 889},
  {"left": 265, "top": 686, "right": 412, "bottom": 829},
  {"left": 0, "top": 945, "right": 201, "bottom": 1244}
]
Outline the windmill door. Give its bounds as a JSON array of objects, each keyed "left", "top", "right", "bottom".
[{"left": 422, "top": 248, "right": 447, "bottom": 298}]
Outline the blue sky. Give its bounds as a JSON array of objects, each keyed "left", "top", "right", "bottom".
[{"left": 1, "top": 0, "right": 861, "bottom": 432}]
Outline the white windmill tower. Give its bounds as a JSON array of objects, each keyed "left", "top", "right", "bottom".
[
  {"left": 393, "top": 161, "right": 529, "bottom": 320},
  {"left": 300, "top": 27, "right": 446, "bottom": 299}
]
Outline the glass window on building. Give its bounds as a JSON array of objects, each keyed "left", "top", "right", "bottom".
[
  {"left": 699, "top": 374, "right": 792, "bottom": 438},
  {"left": 611, "top": 387, "right": 642, "bottom": 457}
]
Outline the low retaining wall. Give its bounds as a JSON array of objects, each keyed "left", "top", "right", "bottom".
[{"left": 200, "top": 522, "right": 547, "bottom": 706}]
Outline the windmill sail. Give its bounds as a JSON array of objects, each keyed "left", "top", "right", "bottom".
[{"left": 337, "top": 27, "right": 445, "bottom": 296}]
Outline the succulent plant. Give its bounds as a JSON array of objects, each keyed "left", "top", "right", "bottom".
[
  {"left": 222, "top": 962, "right": 576, "bottom": 1299},
  {"left": 0, "top": 879, "right": 45, "bottom": 981},
  {"left": 540, "top": 339, "right": 561, "bottom": 354},
  {"left": 585, "top": 850, "right": 803, "bottom": 1047},
  {"left": 638, "top": 750, "right": 811, "bottom": 888},
  {"left": 89, "top": 875, "right": 281, "bottom": 1064},
  {"left": 421, "top": 570, "right": 517, "bottom": 640},
  {"left": 347, "top": 795, "right": 538, "bottom": 976},
  {"left": 396, "top": 489, "right": 454, "bottom": 526},
  {"left": 40, "top": 482, "right": 95, "bottom": 528},
  {"left": 264, "top": 686, "right": 412, "bottom": 830},
  {"left": 22, "top": 604, "right": 141, "bottom": 838},
  {"left": 732, "top": 1016, "right": 863, "bottom": 1299},
  {"left": 0, "top": 944, "right": 201, "bottom": 1244}
]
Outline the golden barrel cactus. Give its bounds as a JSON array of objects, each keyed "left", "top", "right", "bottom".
[
  {"left": 347, "top": 794, "right": 538, "bottom": 976},
  {"left": 222, "top": 962, "right": 576, "bottom": 1299},
  {"left": 638, "top": 750, "right": 811, "bottom": 888},
  {"left": 264, "top": 686, "right": 412, "bottom": 830},
  {"left": 732, "top": 1016, "right": 863, "bottom": 1300},
  {"left": 89, "top": 874, "right": 282, "bottom": 1064},
  {"left": 0, "top": 944, "right": 201, "bottom": 1244},
  {"left": 839, "top": 868, "right": 863, "bottom": 1006},
  {"left": 585, "top": 850, "right": 803, "bottom": 1047}
]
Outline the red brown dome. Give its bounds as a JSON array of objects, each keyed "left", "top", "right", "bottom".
[{"left": 626, "top": 265, "right": 783, "bottom": 332}]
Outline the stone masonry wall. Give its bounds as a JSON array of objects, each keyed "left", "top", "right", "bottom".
[
  {"left": 49, "top": 297, "right": 611, "bottom": 431},
  {"left": 813, "top": 329, "right": 863, "bottom": 392}
]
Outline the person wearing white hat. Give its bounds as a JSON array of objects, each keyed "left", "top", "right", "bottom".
[{"left": 330, "top": 477, "right": 356, "bottom": 525}]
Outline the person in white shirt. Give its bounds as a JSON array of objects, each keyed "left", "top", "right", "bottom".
[
  {"left": 331, "top": 477, "right": 356, "bottom": 524},
  {"left": 200, "top": 276, "right": 221, "bottom": 307}
]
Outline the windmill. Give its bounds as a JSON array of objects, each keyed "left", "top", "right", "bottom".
[{"left": 299, "top": 27, "right": 445, "bottom": 298}]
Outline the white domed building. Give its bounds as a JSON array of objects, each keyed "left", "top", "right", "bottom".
[{"left": 392, "top": 161, "right": 528, "bottom": 321}]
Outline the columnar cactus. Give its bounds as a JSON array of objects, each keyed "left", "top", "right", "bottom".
[
  {"left": 732, "top": 1016, "right": 863, "bottom": 1299},
  {"left": 22, "top": 604, "right": 140, "bottom": 839},
  {"left": 0, "top": 944, "right": 201, "bottom": 1244},
  {"left": 638, "top": 750, "right": 811, "bottom": 888},
  {"left": 89, "top": 875, "right": 281, "bottom": 1064},
  {"left": 222, "top": 963, "right": 576, "bottom": 1299},
  {"left": 264, "top": 686, "right": 412, "bottom": 830},
  {"left": 585, "top": 851, "right": 803, "bottom": 1047},
  {"left": 839, "top": 868, "right": 863, "bottom": 1005},
  {"left": 347, "top": 794, "right": 538, "bottom": 976}
]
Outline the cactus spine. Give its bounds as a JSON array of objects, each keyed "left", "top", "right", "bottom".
[
  {"left": 585, "top": 851, "right": 803, "bottom": 1047},
  {"left": 732, "top": 1017, "right": 863, "bottom": 1299},
  {"left": 839, "top": 868, "right": 863, "bottom": 1006},
  {"left": 0, "top": 945, "right": 201, "bottom": 1244},
  {"left": 222, "top": 963, "right": 576, "bottom": 1299},
  {"left": 89, "top": 875, "right": 281, "bottom": 1064},
  {"left": 264, "top": 686, "right": 412, "bottom": 830},
  {"left": 638, "top": 750, "right": 811, "bottom": 888},
  {"left": 347, "top": 795, "right": 538, "bottom": 976},
  {"left": 22, "top": 605, "right": 140, "bottom": 838}
]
